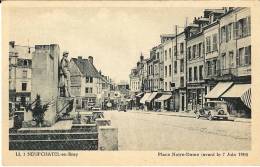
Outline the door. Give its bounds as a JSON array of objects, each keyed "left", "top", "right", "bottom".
[
  {"left": 181, "top": 95, "right": 185, "bottom": 111},
  {"left": 21, "top": 96, "right": 26, "bottom": 107}
]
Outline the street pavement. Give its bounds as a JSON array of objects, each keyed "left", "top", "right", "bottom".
[{"left": 104, "top": 110, "right": 251, "bottom": 151}]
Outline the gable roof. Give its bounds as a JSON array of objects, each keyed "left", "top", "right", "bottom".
[{"left": 71, "top": 58, "right": 102, "bottom": 78}]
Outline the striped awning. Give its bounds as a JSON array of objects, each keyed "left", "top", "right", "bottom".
[
  {"left": 140, "top": 93, "right": 152, "bottom": 104},
  {"left": 146, "top": 92, "right": 158, "bottom": 103},
  {"left": 221, "top": 84, "right": 251, "bottom": 109},
  {"left": 205, "top": 82, "right": 233, "bottom": 99},
  {"left": 136, "top": 92, "right": 144, "bottom": 98},
  {"left": 155, "top": 95, "right": 172, "bottom": 102}
]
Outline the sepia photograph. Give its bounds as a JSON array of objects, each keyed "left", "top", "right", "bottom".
[{"left": 2, "top": 1, "right": 260, "bottom": 166}]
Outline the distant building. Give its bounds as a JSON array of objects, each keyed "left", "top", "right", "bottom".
[
  {"left": 70, "top": 56, "right": 103, "bottom": 109},
  {"left": 9, "top": 41, "right": 34, "bottom": 108}
]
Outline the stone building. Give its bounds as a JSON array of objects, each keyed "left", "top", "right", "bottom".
[
  {"left": 9, "top": 41, "right": 34, "bottom": 108},
  {"left": 70, "top": 56, "right": 103, "bottom": 109},
  {"left": 206, "top": 7, "right": 251, "bottom": 117},
  {"left": 171, "top": 32, "right": 187, "bottom": 112}
]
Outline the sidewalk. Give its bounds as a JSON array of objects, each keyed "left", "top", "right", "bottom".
[
  {"left": 129, "top": 110, "right": 196, "bottom": 118},
  {"left": 129, "top": 110, "right": 251, "bottom": 123}
]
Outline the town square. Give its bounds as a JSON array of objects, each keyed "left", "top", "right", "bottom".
[{"left": 7, "top": 7, "right": 251, "bottom": 151}]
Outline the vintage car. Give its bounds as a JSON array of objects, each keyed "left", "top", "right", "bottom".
[{"left": 194, "top": 101, "right": 229, "bottom": 121}]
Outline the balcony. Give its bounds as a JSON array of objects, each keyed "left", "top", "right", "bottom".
[
  {"left": 205, "top": 70, "right": 221, "bottom": 80},
  {"left": 205, "top": 66, "right": 251, "bottom": 80}
]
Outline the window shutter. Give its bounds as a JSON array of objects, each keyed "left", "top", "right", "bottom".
[
  {"left": 248, "top": 16, "right": 251, "bottom": 35},
  {"left": 236, "top": 49, "right": 239, "bottom": 67},
  {"left": 233, "top": 22, "right": 237, "bottom": 40}
]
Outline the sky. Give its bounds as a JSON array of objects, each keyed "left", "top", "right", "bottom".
[{"left": 7, "top": 7, "right": 205, "bottom": 83}]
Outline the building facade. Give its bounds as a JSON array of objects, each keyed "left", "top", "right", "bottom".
[
  {"left": 129, "top": 7, "right": 251, "bottom": 117},
  {"left": 70, "top": 56, "right": 104, "bottom": 109},
  {"left": 9, "top": 41, "right": 34, "bottom": 108}
]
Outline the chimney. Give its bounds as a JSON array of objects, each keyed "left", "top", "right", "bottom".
[
  {"left": 9, "top": 41, "right": 15, "bottom": 48},
  {"left": 78, "top": 56, "right": 82, "bottom": 60},
  {"left": 88, "top": 56, "right": 93, "bottom": 64}
]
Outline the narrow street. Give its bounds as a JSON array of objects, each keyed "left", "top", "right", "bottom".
[{"left": 104, "top": 110, "right": 251, "bottom": 151}]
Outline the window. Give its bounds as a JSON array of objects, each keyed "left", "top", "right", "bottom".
[
  {"left": 174, "top": 61, "right": 177, "bottom": 74},
  {"left": 194, "top": 66, "right": 198, "bottom": 81},
  {"left": 180, "top": 77, "right": 184, "bottom": 87},
  {"left": 169, "top": 65, "right": 172, "bottom": 76},
  {"left": 22, "top": 70, "right": 27, "bottom": 78},
  {"left": 157, "top": 53, "right": 159, "bottom": 59},
  {"left": 169, "top": 48, "right": 172, "bottom": 59},
  {"left": 212, "top": 34, "right": 218, "bottom": 51},
  {"left": 248, "top": 16, "right": 251, "bottom": 35},
  {"left": 165, "top": 50, "right": 167, "bottom": 61},
  {"left": 23, "top": 60, "right": 28, "bottom": 66},
  {"left": 85, "top": 87, "right": 93, "bottom": 93},
  {"left": 165, "top": 66, "right": 167, "bottom": 77},
  {"left": 189, "top": 67, "right": 192, "bottom": 82},
  {"left": 207, "top": 61, "right": 212, "bottom": 76},
  {"left": 238, "top": 48, "right": 244, "bottom": 66},
  {"left": 221, "top": 26, "right": 226, "bottom": 43},
  {"left": 206, "top": 36, "right": 211, "bottom": 53},
  {"left": 165, "top": 82, "right": 167, "bottom": 91},
  {"left": 227, "top": 23, "right": 232, "bottom": 42},
  {"left": 199, "top": 65, "right": 203, "bottom": 80},
  {"left": 233, "top": 21, "right": 238, "bottom": 39},
  {"left": 180, "top": 43, "right": 184, "bottom": 54},
  {"left": 212, "top": 60, "right": 217, "bottom": 75},
  {"left": 198, "top": 43, "right": 202, "bottom": 57},
  {"left": 174, "top": 46, "right": 177, "bottom": 57},
  {"left": 169, "top": 82, "right": 171, "bottom": 90},
  {"left": 86, "top": 76, "right": 93, "bottom": 83},
  {"left": 222, "top": 53, "right": 226, "bottom": 69},
  {"left": 229, "top": 51, "right": 234, "bottom": 68},
  {"left": 237, "top": 18, "right": 250, "bottom": 39},
  {"left": 188, "top": 47, "right": 191, "bottom": 60},
  {"left": 22, "top": 83, "right": 27, "bottom": 91},
  {"left": 245, "top": 46, "right": 251, "bottom": 65},
  {"left": 192, "top": 45, "right": 196, "bottom": 58},
  {"left": 180, "top": 59, "right": 184, "bottom": 73}
]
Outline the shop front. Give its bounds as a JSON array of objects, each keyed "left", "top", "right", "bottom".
[
  {"left": 187, "top": 84, "right": 205, "bottom": 111},
  {"left": 221, "top": 84, "right": 251, "bottom": 118},
  {"left": 154, "top": 94, "right": 172, "bottom": 111}
]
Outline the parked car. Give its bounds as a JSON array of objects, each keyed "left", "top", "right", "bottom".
[{"left": 194, "top": 101, "right": 229, "bottom": 121}]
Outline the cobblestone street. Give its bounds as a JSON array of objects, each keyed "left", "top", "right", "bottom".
[{"left": 104, "top": 110, "right": 251, "bottom": 151}]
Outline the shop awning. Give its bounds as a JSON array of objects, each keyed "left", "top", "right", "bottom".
[
  {"left": 140, "top": 93, "right": 152, "bottom": 104},
  {"left": 155, "top": 95, "right": 172, "bottom": 102},
  {"left": 146, "top": 92, "right": 158, "bottom": 103},
  {"left": 221, "top": 84, "right": 251, "bottom": 109},
  {"left": 136, "top": 92, "right": 144, "bottom": 98},
  {"left": 205, "top": 82, "right": 233, "bottom": 99}
]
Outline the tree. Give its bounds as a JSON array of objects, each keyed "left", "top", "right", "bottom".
[{"left": 31, "top": 95, "right": 49, "bottom": 127}]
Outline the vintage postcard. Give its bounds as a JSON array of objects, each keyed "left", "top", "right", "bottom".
[{"left": 2, "top": 0, "right": 260, "bottom": 165}]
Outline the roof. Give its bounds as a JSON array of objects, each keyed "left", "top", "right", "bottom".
[{"left": 71, "top": 58, "right": 102, "bottom": 78}]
